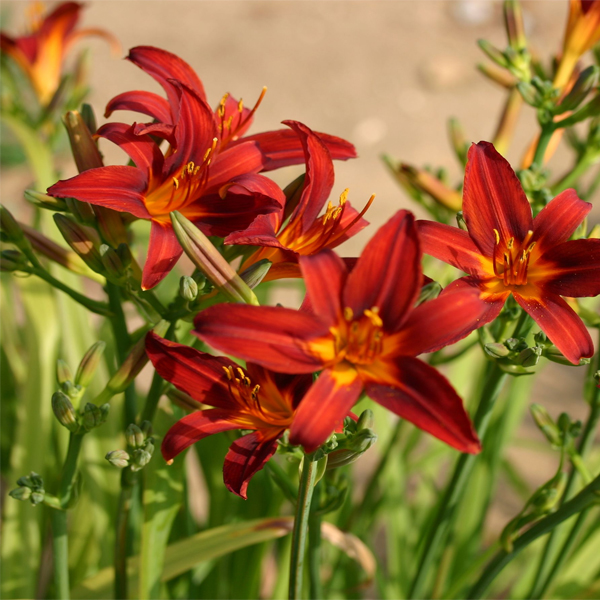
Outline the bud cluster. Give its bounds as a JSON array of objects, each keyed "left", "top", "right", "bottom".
[
  {"left": 106, "top": 421, "right": 155, "bottom": 472},
  {"left": 8, "top": 472, "right": 46, "bottom": 506}
]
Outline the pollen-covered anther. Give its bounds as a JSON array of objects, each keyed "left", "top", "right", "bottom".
[{"left": 343, "top": 307, "right": 354, "bottom": 321}]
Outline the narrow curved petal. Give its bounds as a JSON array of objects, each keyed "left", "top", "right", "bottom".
[
  {"left": 145, "top": 331, "right": 237, "bottom": 410},
  {"left": 299, "top": 250, "right": 347, "bottom": 326},
  {"left": 194, "top": 305, "right": 330, "bottom": 373},
  {"left": 224, "top": 212, "right": 284, "bottom": 247},
  {"left": 343, "top": 210, "right": 421, "bottom": 332},
  {"left": 47, "top": 166, "right": 151, "bottom": 219},
  {"left": 283, "top": 121, "right": 335, "bottom": 229},
  {"left": 206, "top": 142, "right": 269, "bottom": 191},
  {"left": 97, "top": 122, "right": 164, "bottom": 172},
  {"left": 142, "top": 221, "right": 183, "bottom": 290},
  {"left": 532, "top": 189, "right": 592, "bottom": 251},
  {"left": 223, "top": 432, "right": 280, "bottom": 499},
  {"left": 161, "top": 408, "right": 240, "bottom": 462},
  {"left": 231, "top": 129, "right": 357, "bottom": 171},
  {"left": 363, "top": 356, "right": 481, "bottom": 453},
  {"left": 105, "top": 90, "right": 172, "bottom": 123},
  {"left": 247, "top": 364, "right": 313, "bottom": 412},
  {"left": 417, "top": 220, "right": 488, "bottom": 276},
  {"left": 391, "top": 277, "right": 506, "bottom": 356},
  {"left": 513, "top": 291, "right": 594, "bottom": 364},
  {"left": 538, "top": 239, "right": 600, "bottom": 297},
  {"left": 463, "top": 141, "right": 533, "bottom": 256},
  {"left": 127, "top": 45, "right": 207, "bottom": 105},
  {"left": 289, "top": 364, "right": 363, "bottom": 452}
]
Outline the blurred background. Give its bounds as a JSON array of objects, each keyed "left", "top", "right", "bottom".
[{"left": 1, "top": 0, "right": 597, "bottom": 529}]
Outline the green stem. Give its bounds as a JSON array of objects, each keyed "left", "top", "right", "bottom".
[
  {"left": 551, "top": 151, "right": 599, "bottom": 195},
  {"left": 27, "top": 267, "right": 112, "bottom": 316},
  {"left": 468, "top": 472, "right": 600, "bottom": 599},
  {"left": 530, "top": 124, "right": 556, "bottom": 170},
  {"left": 289, "top": 452, "right": 319, "bottom": 600},
  {"left": 58, "top": 433, "right": 84, "bottom": 507},
  {"left": 408, "top": 363, "right": 508, "bottom": 599},
  {"left": 139, "top": 369, "right": 167, "bottom": 424},
  {"left": 115, "top": 467, "right": 137, "bottom": 600},
  {"left": 308, "top": 481, "right": 323, "bottom": 600}
]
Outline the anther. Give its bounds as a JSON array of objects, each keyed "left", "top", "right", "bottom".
[
  {"left": 172, "top": 177, "right": 179, "bottom": 190},
  {"left": 493, "top": 229, "right": 500, "bottom": 244},
  {"left": 343, "top": 307, "right": 354, "bottom": 321},
  {"left": 507, "top": 237, "right": 514, "bottom": 250}
]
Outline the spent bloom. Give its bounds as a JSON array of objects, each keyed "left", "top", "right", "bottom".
[
  {"left": 418, "top": 141, "right": 600, "bottom": 364},
  {"left": 193, "top": 210, "right": 486, "bottom": 454},
  {"left": 146, "top": 332, "right": 313, "bottom": 499}
]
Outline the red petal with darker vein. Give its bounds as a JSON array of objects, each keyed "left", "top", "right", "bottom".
[
  {"left": 127, "top": 46, "right": 207, "bottom": 106},
  {"left": 532, "top": 189, "right": 592, "bottom": 250},
  {"left": 364, "top": 356, "right": 481, "bottom": 453},
  {"left": 513, "top": 291, "right": 594, "bottom": 364},
  {"left": 105, "top": 90, "right": 172, "bottom": 123},
  {"left": 463, "top": 142, "right": 533, "bottom": 257},
  {"left": 417, "top": 220, "right": 488, "bottom": 276},
  {"left": 97, "top": 122, "right": 164, "bottom": 173},
  {"left": 393, "top": 277, "right": 506, "bottom": 356},
  {"left": 47, "top": 166, "right": 151, "bottom": 219},
  {"left": 161, "top": 408, "right": 240, "bottom": 462},
  {"left": 283, "top": 121, "right": 335, "bottom": 229},
  {"left": 300, "top": 250, "right": 346, "bottom": 326},
  {"left": 194, "top": 305, "right": 329, "bottom": 373},
  {"left": 145, "top": 331, "right": 238, "bottom": 410},
  {"left": 344, "top": 210, "right": 421, "bottom": 332},
  {"left": 207, "top": 142, "right": 270, "bottom": 191},
  {"left": 142, "top": 221, "right": 183, "bottom": 290},
  {"left": 539, "top": 239, "right": 600, "bottom": 297},
  {"left": 223, "top": 432, "right": 280, "bottom": 499},
  {"left": 231, "top": 129, "right": 357, "bottom": 171},
  {"left": 224, "top": 212, "right": 284, "bottom": 248},
  {"left": 289, "top": 366, "right": 363, "bottom": 452}
]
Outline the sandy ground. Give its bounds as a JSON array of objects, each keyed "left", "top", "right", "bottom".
[{"left": 1, "top": 0, "right": 598, "bottom": 532}]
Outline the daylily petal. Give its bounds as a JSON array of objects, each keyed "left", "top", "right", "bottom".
[
  {"left": 224, "top": 212, "right": 284, "bottom": 248},
  {"left": 97, "top": 122, "right": 164, "bottom": 173},
  {"left": 223, "top": 432, "right": 280, "bottom": 499},
  {"left": 47, "top": 166, "right": 151, "bottom": 219},
  {"left": 206, "top": 142, "right": 269, "bottom": 191},
  {"left": 289, "top": 364, "right": 363, "bottom": 452},
  {"left": 217, "top": 94, "right": 255, "bottom": 141},
  {"left": 538, "top": 239, "right": 600, "bottom": 297},
  {"left": 194, "top": 305, "right": 331, "bottom": 373},
  {"left": 231, "top": 128, "right": 357, "bottom": 171},
  {"left": 104, "top": 90, "right": 172, "bottom": 123},
  {"left": 283, "top": 121, "right": 335, "bottom": 229},
  {"left": 322, "top": 200, "right": 370, "bottom": 249},
  {"left": 247, "top": 364, "right": 313, "bottom": 412},
  {"left": 363, "top": 356, "right": 481, "bottom": 453},
  {"left": 532, "top": 189, "right": 592, "bottom": 251},
  {"left": 299, "top": 250, "right": 347, "bottom": 326},
  {"left": 161, "top": 408, "right": 240, "bottom": 462},
  {"left": 145, "top": 331, "right": 238, "bottom": 410},
  {"left": 343, "top": 210, "right": 421, "bottom": 332},
  {"left": 417, "top": 220, "right": 489, "bottom": 277},
  {"left": 142, "top": 221, "right": 183, "bottom": 290},
  {"left": 463, "top": 142, "right": 533, "bottom": 256},
  {"left": 513, "top": 290, "right": 594, "bottom": 364},
  {"left": 390, "top": 277, "right": 506, "bottom": 356}
]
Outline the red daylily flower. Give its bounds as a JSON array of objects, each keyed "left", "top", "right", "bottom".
[
  {"left": 146, "top": 331, "right": 313, "bottom": 499},
  {"left": 104, "top": 46, "right": 357, "bottom": 171},
  {"left": 226, "top": 120, "right": 372, "bottom": 281},
  {"left": 418, "top": 141, "right": 600, "bottom": 364},
  {"left": 1, "top": 2, "right": 119, "bottom": 104},
  {"left": 48, "top": 81, "right": 283, "bottom": 289},
  {"left": 193, "top": 210, "right": 485, "bottom": 454}
]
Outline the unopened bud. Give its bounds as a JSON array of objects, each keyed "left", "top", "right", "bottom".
[
  {"left": 534, "top": 331, "right": 549, "bottom": 346},
  {"left": 485, "top": 343, "right": 511, "bottom": 358},
  {"left": 100, "top": 244, "right": 126, "bottom": 281},
  {"left": 167, "top": 387, "right": 200, "bottom": 412},
  {"left": 9, "top": 486, "right": 32, "bottom": 501},
  {"left": 504, "top": 0, "right": 527, "bottom": 51},
  {"left": 140, "top": 421, "right": 153, "bottom": 438},
  {"left": 64, "top": 197, "right": 96, "bottom": 226},
  {"left": 398, "top": 164, "right": 462, "bottom": 212},
  {"left": 517, "top": 81, "right": 540, "bottom": 106},
  {"left": 478, "top": 39, "right": 509, "bottom": 68},
  {"left": 505, "top": 337, "right": 527, "bottom": 351},
  {"left": 477, "top": 63, "right": 517, "bottom": 89},
  {"left": 126, "top": 423, "right": 145, "bottom": 449},
  {"left": 356, "top": 409, "right": 374, "bottom": 431},
  {"left": 81, "top": 402, "right": 109, "bottom": 431},
  {"left": 53, "top": 214, "right": 104, "bottom": 273},
  {"left": 116, "top": 243, "right": 133, "bottom": 269},
  {"left": 24, "top": 189, "right": 68, "bottom": 212},
  {"left": 75, "top": 341, "right": 106, "bottom": 388},
  {"left": 56, "top": 359, "right": 73, "bottom": 385},
  {"left": 518, "top": 346, "right": 542, "bottom": 368},
  {"left": 448, "top": 118, "right": 469, "bottom": 166},
  {"left": 282, "top": 173, "right": 306, "bottom": 222},
  {"left": 588, "top": 224, "right": 600, "bottom": 239},
  {"left": 558, "top": 96, "right": 600, "bottom": 129},
  {"left": 16, "top": 475, "right": 33, "bottom": 488},
  {"left": 240, "top": 259, "right": 272, "bottom": 289},
  {"left": 180, "top": 275, "right": 198, "bottom": 301},
  {"left": 130, "top": 448, "right": 152, "bottom": 471},
  {"left": 0, "top": 205, "right": 28, "bottom": 249},
  {"left": 327, "top": 429, "right": 378, "bottom": 469},
  {"left": 530, "top": 404, "right": 561, "bottom": 446},
  {"left": 80, "top": 103, "right": 97, "bottom": 135},
  {"left": 0, "top": 249, "right": 28, "bottom": 271},
  {"left": 63, "top": 110, "right": 103, "bottom": 172},
  {"left": 170, "top": 211, "right": 259, "bottom": 304},
  {"left": 543, "top": 345, "right": 590, "bottom": 366},
  {"left": 416, "top": 280, "right": 442, "bottom": 306},
  {"left": 30, "top": 491, "right": 45, "bottom": 505},
  {"left": 532, "top": 472, "right": 568, "bottom": 513},
  {"left": 60, "top": 380, "right": 82, "bottom": 401},
  {"left": 106, "top": 450, "right": 130, "bottom": 468},
  {"left": 52, "top": 391, "right": 79, "bottom": 432},
  {"left": 95, "top": 207, "right": 128, "bottom": 247},
  {"left": 557, "top": 66, "right": 600, "bottom": 113}
]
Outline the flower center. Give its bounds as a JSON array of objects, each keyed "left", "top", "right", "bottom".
[
  {"left": 492, "top": 228, "right": 536, "bottom": 286},
  {"left": 332, "top": 306, "right": 384, "bottom": 366}
]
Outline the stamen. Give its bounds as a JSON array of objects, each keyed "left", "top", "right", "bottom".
[
  {"left": 507, "top": 237, "right": 514, "bottom": 250},
  {"left": 493, "top": 229, "right": 500, "bottom": 244},
  {"left": 172, "top": 177, "right": 179, "bottom": 190},
  {"left": 343, "top": 307, "right": 354, "bottom": 321},
  {"left": 364, "top": 307, "right": 383, "bottom": 328},
  {"left": 222, "top": 366, "right": 233, "bottom": 380}
]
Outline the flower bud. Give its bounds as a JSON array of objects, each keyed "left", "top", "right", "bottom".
[
  {"left": 63, "top": 110, "right": 103, "bottom": 172},
  {"left": 587, "top": 224, "right": 600, "bottom": 240},
  {"left": 557, "top": 65, "right": 600, "bottom": 113},
  {"left": 53, "top": 214, "right": 104, "bottom": 273},
  {"left": 95, "top": 207, "right": 128, "bottom": 247},
  {"left": 397, "top": 164, "right": 462, "bottom": 212},
  {"left": 52, "top": 391, "right": 79, "bottom": 432},
  {"left": 517, "top": 81, "right": 540, "bottom": 106},
  {"left": 81, "top": 402, "right": 109, "bottom": 431},
  {"left": 477, "top": 63, "right": 517, "bottom": 89},
  {"left": 558, "top": 95, "right": 600, "bottom": 128},
  {"left": 140, "top": 421, "right": 153, "bottom": 438},
  {"left": 448, "top": 118, "right": 469, "bottom": 166},
  {"left": 484, "top": 343, "right": 511, "bottom": 359},
  {"left": 0, "top": 205, "right": 29, "bottom": 250},
  {"left": 531, "top": 472, "right": 568, "bottom": 513},
  {"left": 100, "top": 244, "right": 127, "bottom": 281},
  {"left": 239, "top": 259, "right": 272, "bottom": 290},
  {"left": 60, "top": 380, "right": 82, "bottom": 401},
  {"left": 106, "top": 450, "right": 130, "bottom": 468},
  {"left": 116, "top": 243, "right": 133, "bottom": 269},
  {"left": 416, "top": 280, "right": 442, "bottom": 306},
  {"left": 542, "top": 344, "right": 591, "bottom": 366},
  {"left": 505, "top": 337, "right": 527, "bottom": 351},
  {"left": 24, "top": 189, "right": 68, "bottom": 212},
  {"left": 356, "top": 409, "right": 374, "bottom": 431},
  {"left": 518, "top": 346, "right": 542, "bottom": 368},
  {"left": 30, "top": 491, "right": 45, "bottom": 506},
  {"left": 477, "top": 39, "right": 509, "bottom": 68},
  {"left": 16, "top": 475, "right": 33, "bottom": 488},
  {"left": 64, "top": 197, "right": 97, "bottom": 226},
  {"left": 75, "top": 341, "right": 106, "bottom": 388},
  {"left": 167, "top": 387, "right": 200, "bottom": 412},
  {"left": 170, "top": 211, "right": 259, "bottom": 305},
  {"left": 126, "top": 423, "right": 145, "bottom": 449},
  {"left": 130, "top": 448, "right": 152, "bottom": 471},
  {"left": 534, "top": 331, "right": 549, "bottom": 346},
  {"left": 326, "top": 429, "right": 378, "bottom": 470},
  {"left": 180, "top": 275, "right": 198, "bottom": 302},
  {"left": 80, "top": 103, "right": 98, "bottom": 135},
  {"left": 504, "top": 0, "right": 527, "bottom": 51},
  {"left": 56, "top": 359, "right": 73, "bottom": 385},
  {"left": 9, "top": 486, "right": 32, "bottom": 501},
  {"left": 0, "top": 249, "right": 28, "bottom": 272},
  {"left": 282, "top": 173, "right": 306, "bottom": 222},
  {"left": 530, "top": 404, "right": 562, "bottom": 446}
]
